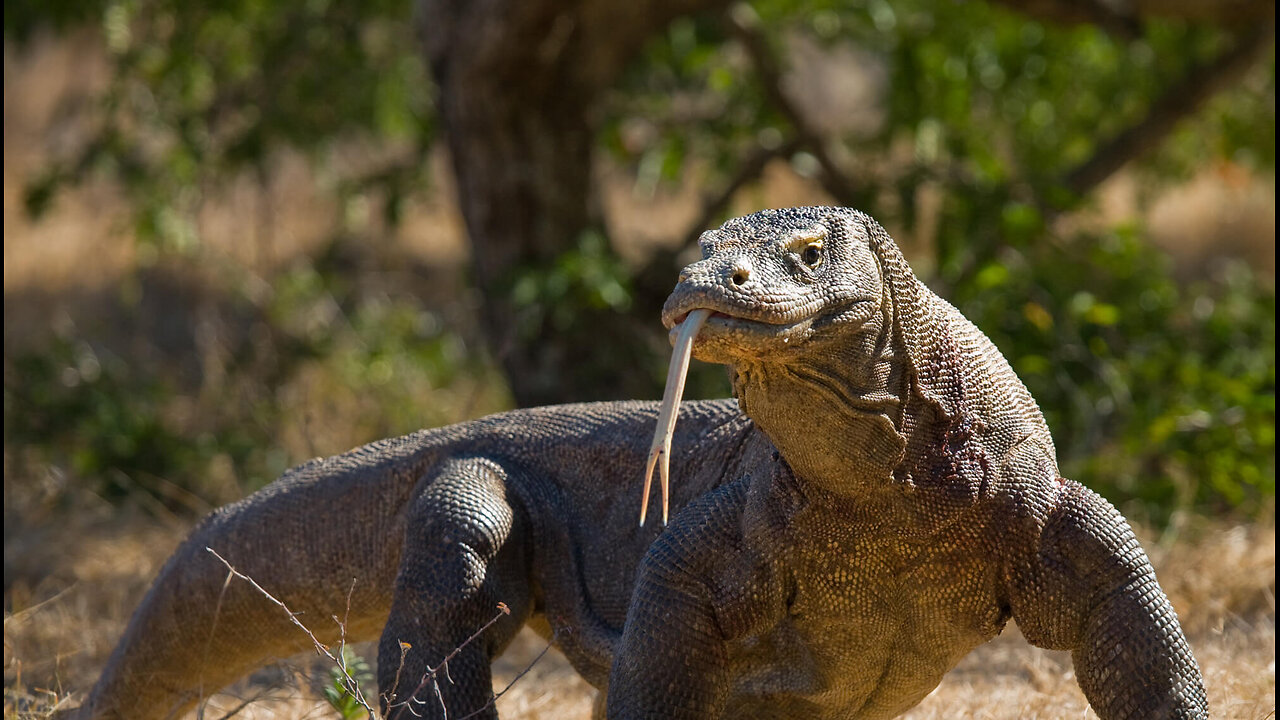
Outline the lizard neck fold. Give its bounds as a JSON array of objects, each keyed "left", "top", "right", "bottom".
[
  {"left": 727, "top": 215, "right": 969, "bottom": 497},
  {"left": 731, "top": 286, "right": 910, "bottom": 493},
  {"left": 862, "top": 216, "right": 964, "bottom": 422}
]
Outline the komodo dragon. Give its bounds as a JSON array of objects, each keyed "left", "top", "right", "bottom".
[{"left": 74, "top": 206, "right": 1206, "bottom": 719}]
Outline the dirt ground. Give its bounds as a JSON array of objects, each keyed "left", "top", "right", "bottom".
[
  {"left": 4, "top": 500, "right": 1276, "bottom": 718},
  {"left": 6, "top": 424, "right": 1274, "bottom": 718}
]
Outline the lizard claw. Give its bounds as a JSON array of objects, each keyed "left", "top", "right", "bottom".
[{"left": 640, "top": 308, "right": 710, "bottom": 527}]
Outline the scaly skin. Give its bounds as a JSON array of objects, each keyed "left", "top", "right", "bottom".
[
  {"left": 74, "top": 400, "right": 769, "bottom": 719},
  {"left": 608, "top": 206, "right": 1206, "bottom": 718},
  {"left": 76, "top": 206, "right": 1205, "bottom": 720}
]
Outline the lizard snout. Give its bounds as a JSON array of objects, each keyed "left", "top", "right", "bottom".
[{"left": 663, "top": 256, "right": 762, "bottom": 329}]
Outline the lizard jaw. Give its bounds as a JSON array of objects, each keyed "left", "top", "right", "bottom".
[
  {"left": 638, "top": 302, "right": 830, "bottom": 527},
  {"left": 665, "top": 305, "right": 822, "bottom": 365},
  {"left": 640, "top": 299, "right": 875, "bottom": 526},
  {"left": 664, "top": 291, "right": 879, "bottom": 363}
]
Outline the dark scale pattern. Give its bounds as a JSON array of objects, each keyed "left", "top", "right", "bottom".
[
  {"left": 609, "top": 207, "right": 1206, "bottom": 718},
  {"left": 74, "top": 400, "right": 758, "bottom": 720},
  {"left": 76, "top": 207, "right": 1205, "bottom": 720}
]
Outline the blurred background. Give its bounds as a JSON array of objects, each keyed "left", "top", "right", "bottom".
[{"left": 3, "top": 0, "right": 1274, "bottom": 717}]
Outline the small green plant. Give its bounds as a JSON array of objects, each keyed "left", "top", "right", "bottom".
[{"left": 324, "top": 646, "right": 375, "bottom": 720}]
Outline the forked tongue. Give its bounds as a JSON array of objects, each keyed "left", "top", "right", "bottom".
[{"left": 640, "top": 308, "right": 711, "bottom": 527}]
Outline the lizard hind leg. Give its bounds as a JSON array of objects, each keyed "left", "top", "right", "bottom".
[{"left": 377, "top": 456, "right": 534, "bottom": 720}]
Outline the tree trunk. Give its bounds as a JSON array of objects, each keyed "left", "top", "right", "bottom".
[
  {"left": 418, "top": 0, "right": 729, "bottom": 406},
  {"left": 418, "top": 0, "right": 1272, "bottom": 406}
]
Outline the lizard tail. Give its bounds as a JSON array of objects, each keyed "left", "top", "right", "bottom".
[{"left": 70, "top": 439, "right": 438, "bottom": 719}]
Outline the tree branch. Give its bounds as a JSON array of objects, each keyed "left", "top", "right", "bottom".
[
  {"left": 724, "top": 5, "right": 867, "bottom": 209},
  {"left": 1062, "top": 25, "right": 1275, "bottom": 199},
  {"left": 991, "top": 0, "right": 1275, "bottom": 27},
  {"left": 679, "top": 136, "right": 803, "bottom": 250}
]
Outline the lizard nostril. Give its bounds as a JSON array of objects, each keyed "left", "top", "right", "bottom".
[{"left": 731, "top": 267, "right": 750, "bottom": 286}]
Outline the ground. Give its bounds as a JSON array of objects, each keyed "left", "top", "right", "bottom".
[{"left": 3, "top": 487, "right": 1274, "bottom": 719}]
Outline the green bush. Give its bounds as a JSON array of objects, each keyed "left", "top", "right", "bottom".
[{"left": 953, "top": 224, "right": 1274, "bottom": 522}]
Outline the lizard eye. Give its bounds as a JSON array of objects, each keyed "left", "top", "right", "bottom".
[{"left": 801, "top": 243, "right": 823, "bottom": 267}]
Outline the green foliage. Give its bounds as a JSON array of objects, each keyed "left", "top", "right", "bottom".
[
  {"left": 4, "top": 333, "right": 270, "bottom": 506},
  {"left": 503, "top": 229, "right": 693, "bottom": 402},
  {"left": 1154, "top": 43, "right": 1276, "bottom": 181},
  {"left": 324, "top": 646, "right": 374, "bottom": 719},
  {"left": 611, "top": 0, "right": 1273, "bottom": 233},
  {"left": 603, "top": 15, "right": 778, "bottom": 193},
  {"left": 7, "top": 0, "right": 1274, "bottom": 523},
  {"left": 509, "top": 230, "right": 635, "bottom": 337},
  {"left": 11, "top": 0, "right": 434, "bottom": 249},
  {"left": 264, "top": 254, "right": 509, "bottom": 438},
  {"left": 6, "top": 4, "right": 457, "bottom": 507},
  {"left": 3, "top": 257, "right": 506, "bottom": 509},
  {"left": 955, "top": 226, "right": 1275, "bottom": 521}
]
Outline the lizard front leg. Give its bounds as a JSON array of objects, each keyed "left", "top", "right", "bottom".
[
  {"left": 608, "top": 478, "right": 784, "bottom": 719},
  {"left": 377, "top": 457, "right": 533, "bottom": 720},
  {"left": 1005, "top": 478, "right": 1207, "bottom": 719}
]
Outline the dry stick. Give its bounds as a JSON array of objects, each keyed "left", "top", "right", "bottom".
[
  {"left": 196, "top": 570, "right": 236, "bottom": 719},
  {"left": 388, "top": 602, "right": 513, "bottom": 720},
  {"left": 333, "top": 577, "right": 361, "bottom": 689},
  {"left": 3, "top": 584, "right": 77, "bottom": 626},
  {"left": 212, "top": 694, "right": 267, "bottom": 720},
  {"left": 455, "top": 638, "right": 557, "bottom": 720},
  {"left": 204, "top": 547, "right": 378, "bottom": 719},
  {"left": 385, "top": 641, "right": 413, "bottom": 712}
]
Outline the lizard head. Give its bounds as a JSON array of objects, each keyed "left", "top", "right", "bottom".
[
  {"left": 662, "top": 206, "right": 887, "bottom": 364},
  {"left": 638, "top": 207, "right": 920, "bottom": 524}
]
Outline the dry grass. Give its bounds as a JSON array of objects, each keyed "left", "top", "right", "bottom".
[
  {"left": 4, "top": 500, "right": 1273, "bottom": 719},
  {"left": 902, "top": 521, "right": 1278, "bottom": 719}
]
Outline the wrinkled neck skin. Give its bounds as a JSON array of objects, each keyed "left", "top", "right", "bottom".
[{"left": 731, "top": 287, "right": 911, "bottom": 496}]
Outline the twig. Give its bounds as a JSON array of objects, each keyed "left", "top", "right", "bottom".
[
  {"left": 456, "top": 638, "right": 556, "bottom": 720},
  {"left": 333, "top": 577, "right": 360, "bottom": 684},
  {"left": 213, "top": 691, "right": 272, "bottom": 720},
  {"left": 204, "top": 551, "right": 554, "bottom": 720},
  {"left": 388, "top": 603, "right": 512, "bottom": 719},
  {"left": 196, "top": 569, "right": 236, "bottom": 718},
  {"left": 989, "top": 0, "right": 1141, "bottom": 39},
  {"left": 386, "top": 640, "right": 413, "bottom": 713},
  {"left": 204, "top": 547, "right": 378, "bottom": 719},
  {"left": 2, "top": 584, "right": 77, "bottom": 625}
]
